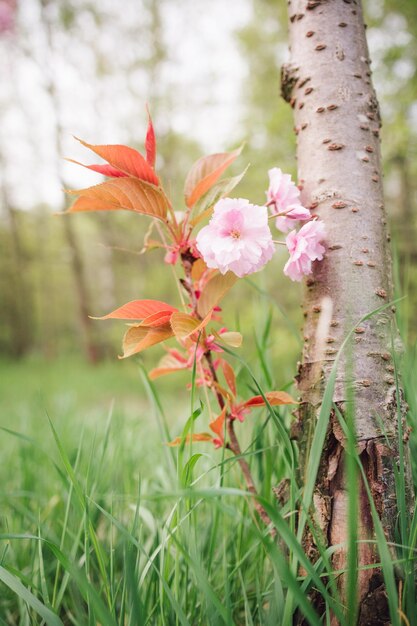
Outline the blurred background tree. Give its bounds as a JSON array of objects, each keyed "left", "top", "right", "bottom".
[{"left": 0, "top": 0, "right": 416, "bottom": 364}]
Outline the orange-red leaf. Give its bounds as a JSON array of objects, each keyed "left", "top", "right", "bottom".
[
  {"left": 209, "top": 406, "right": 227, "bottom": 442},
  {"left": 120, "top": 323, "right": 174, "bottom": 359},
  {"left": 191, "top": 165, "right": 250, "bottom": 226},
  {"left": 221, "top": 360, "right": 236, "bottom": 397},
  {"left": 184, "top": 145, "right": 243, "bottom": 208},
  {"left": 93, "top": 299, "right": 177, "bottom": 320},
  {"left": 139, "top": 310, "right": 176, "bottom": 327},
  {"left": 197, "top": 271, "right": 237, "bottom": 318},
  {"left": 244, "top": 391, "right": 297, "bottom": 408},
  {"left": 145, "top": 106, "right": 156, "bottom": 168},
  {"left": 75, "top": 137, "right": 159, "bottom": 185},
  {"left": 149, "top": 352, "right": 188, "bottom": 379},
  {"left": 66, "top": 158, "right": 128, "bottom": 178},
  {"left": 166, "top": 433, "right": 213, "bottom": 447},
  {"left": 212, "top": 382, "right": 233, "bottom": 403},
  {"left": 67, "top": 177, "right": 168, "bottom": 221}
]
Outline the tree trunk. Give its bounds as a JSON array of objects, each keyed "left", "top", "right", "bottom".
[
  {"left": 0, "top": 174, "right": 34, "bottom": 357},
  {"left": 282, "top": 0, "right": 413, "bottom": 622},
  {"left": 4, "top": 206, "right": 34, "bottom": 357},
  {"left": 39, "top": 0, "right": 102, "bottom": 364}
]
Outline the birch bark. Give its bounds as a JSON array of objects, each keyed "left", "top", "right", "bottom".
[{"left": 282, "top": 0, "right": 412, "bottom": 621}]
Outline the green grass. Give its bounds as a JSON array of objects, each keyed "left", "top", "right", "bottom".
[
  {"left": 1, "top": 300, "right": 417, "bottom": 624},
  {"left": 0, "top": 352, "right": 295, "bottom": 624}
]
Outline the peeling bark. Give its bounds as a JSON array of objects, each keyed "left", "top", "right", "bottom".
[{"left": 282, "top": 0, "right": 413, "bottom": 622}]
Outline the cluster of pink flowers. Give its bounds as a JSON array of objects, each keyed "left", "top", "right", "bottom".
[
  {"left": 267, "top": 167, "right": 310, "bottom": 233},
  {"left": 0, "top": 0, "right": 16, "bottom": 34},
  {"left": 196, "top": 198, "right": 275, "bottom": 278},
  {"left": 195, "top": 168, "right": 326, "bottom": 282},
  {"left": 284, "top": 220, "right": 326, "bottom": 281}
]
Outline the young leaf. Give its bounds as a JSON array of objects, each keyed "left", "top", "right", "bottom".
[
  {"left": 170, "top": 310, "right": 212, "bottom": 342},
  {"left": 244, "top": 391, "right": 297, "bottom": 408},
  {"left": 92, "top": 299, "right": 177, "bottom": 320},
  {"left": 139, "top": 310, "right": 176, "bottom": 327},
  {"left": 221, "top": 360, "right": 236, "bottom": 397},
  {"left": 66, "top": 177, "right": 169, "bottom": 221},
  {"left": 212, "top": 381, "right": 233, "bottom": 403},
  {"left": 184, "top": 145, "right": 243, "bottom": 208},
  {"left": 217, "top": 331, "right": 242, "bottom": 348},
  {"left": 145, "top": 106, "right": 156, "bottom": 168},
  {"left": 66, "top": 158, "right": 128, "bottom": 178},
  {"left": 149, "top": 352, "right": 188, "bottom": 380},
  {"left": 197, "top": 271, "right": 237, "bottom": 318},
  {"left": 209, "top": 406, "right": 227, "bottom": 443},
  {"left": 139, "top": 219, "right": 165, "bottom": 254},
  {"left": 191, "top": 258, "right": 208, "bottom": 282},
  {"left": 140, "top": 238, "right": 165, "bottom": 253},
  {"left": 191, "top": 166, "right": 249, "bottom": 226},
  {"left": 120, "top": 323, "right": 174, "bottom": 359},
  {"left": 166, "top": 433, "right": 212, "bottom": 446},
  {"left": 74, "top": 137, "right": 159, "bottom": 185}
]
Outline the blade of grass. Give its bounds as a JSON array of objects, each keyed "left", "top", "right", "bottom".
[{"left": 0, "top": 565, "right": 64, "bottom": 626}]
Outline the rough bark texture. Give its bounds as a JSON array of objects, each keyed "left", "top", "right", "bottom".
[{"left": 282, "top": 0, "right": 413, "bottom": 622}]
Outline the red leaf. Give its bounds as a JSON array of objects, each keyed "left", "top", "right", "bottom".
[
  {"left": 66, "top": 159, "right": 128, "bottom": 178},
  {"left": 145, "top": 106, "right": 156, "bottom": 168},
  {"left": 149, "top": 350, "right": 189, "bottom": 379},
  {"left": 74, "top": 137, "right": 159, "bottom": 185},
  {"left": 92, "top": 299, "right": 177, "bottom": 320},
  {"left": 166, "top": 433, "right": 213, "bottom": 447},
  {"left": 184, "top": 145, "right": 243, "bottom": 208},
  {"left": 221, "top": 360, "right": 236, "bottom": 397},
  {"left": 149, "top": 364, "right": 186, "bottom": 380},
  {"left": 139, "top": 310, "right": 175, "bottom": 327},
  {"left": 66, "top": 177, "right": 169, "bottom": 221},
  {"left": 244, "top": 391, "right": 297, "bottom": 408},
  {"left": 209, "top": 406, "right": 227, "bottom": 444}
]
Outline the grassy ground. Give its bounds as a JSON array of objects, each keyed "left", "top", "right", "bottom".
[
  {"left": 1, "top": 307, "right": 417, "bottom": 624},
  {"left": 0, "top": 347, "right": 296, "bottom": 625}
]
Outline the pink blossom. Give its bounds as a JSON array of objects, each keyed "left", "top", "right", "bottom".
[
  {"left": 267, "top": 167, "right": 311, "bottom": 232},
  {"left": 0, "top": 0, "right": 15, "bottom": 34},
  {"left": 205, "top": 334, "right": 224, "bottom": 353},
  {"left": 196, "top": 198, "right": 275, "bottom": 278},
  {"left": 275, "top": 204, "right": 311, "bottom": 233},
  {"left": 230, "top": 405, "right": 250, "bottom": 422},
  {"left": 164, "top": 247, "right": 179, "bottom": 265},
  {"left": 284, "top": 220, "right": 326, "bottom": 282},
  {"left": 266, "top": 167, "right": 300, "bottom": 211}
]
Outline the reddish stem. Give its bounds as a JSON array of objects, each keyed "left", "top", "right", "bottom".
[
  {"left": 179, "top": 247, "right": 275, "bottom": 536},
  {"left": 201, "top": 302, "right": 275, "bottom": 536},
  {"left": 227, "top": 418, "right": 276, "bottom": 536}
]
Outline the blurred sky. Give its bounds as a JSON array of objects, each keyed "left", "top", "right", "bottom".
[
  {"left": 1, "top": 0, "right": 416, "bottom": 211},
  {"left": 1, "top": 0, "right": 253, "bottom": 209}
]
